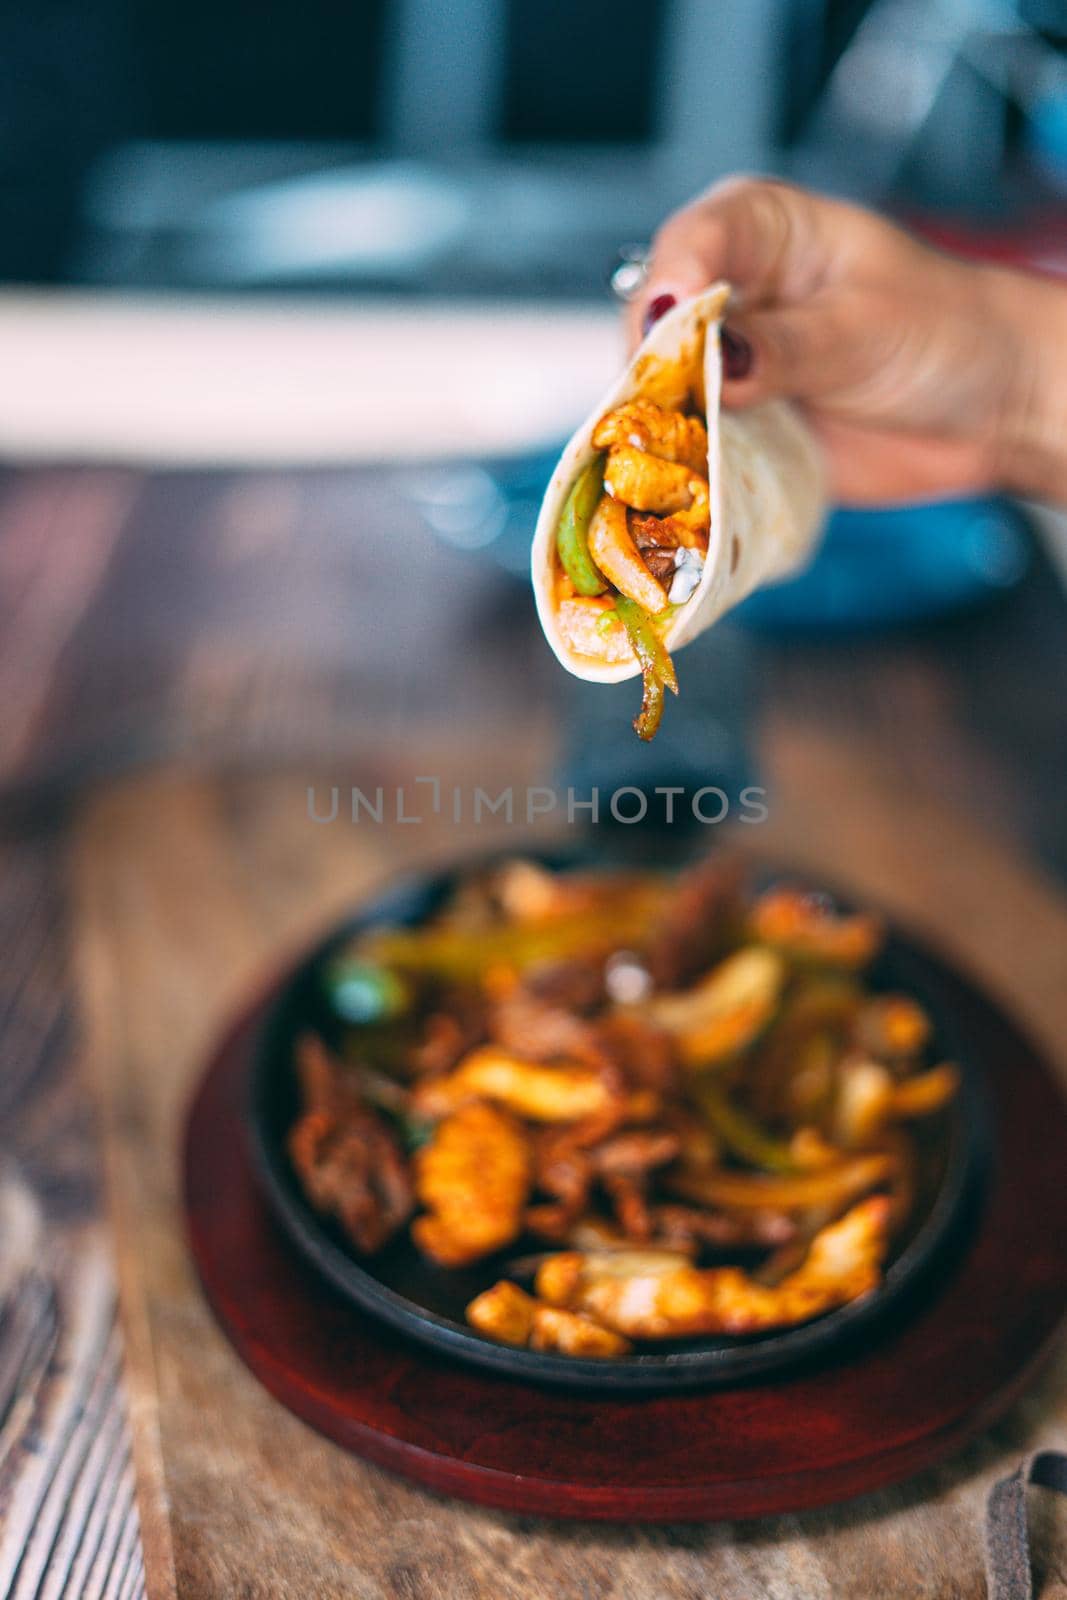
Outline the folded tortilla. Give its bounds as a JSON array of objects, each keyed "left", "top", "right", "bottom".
[{"left": 531, "top": 284, "right": 827, "bottom": 684}]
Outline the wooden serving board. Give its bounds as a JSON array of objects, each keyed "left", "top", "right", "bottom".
[
  {"left": 183, "top": 952, "right": 1067, "bottom": 1521},
  {"left": 75, "top": 723, "right": 1067, "bottom": 1598}
]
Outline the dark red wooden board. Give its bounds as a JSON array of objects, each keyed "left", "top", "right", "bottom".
[{"left": 184, "top": 963, "right": 1067, "bottom": 1522}]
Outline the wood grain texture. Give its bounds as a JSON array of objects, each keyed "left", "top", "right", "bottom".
[
  {"left": 0, "top": 815, "right": 144, "bottom": 1600},
  {"left": 75, "top": 745, "right": 1067, "bottom": 1599},
  {"left": 0, "top": 460, "right": 554, "bottom": 1596},
  {"left": 3, "top": 461, "right": 1067, "bottom": 1596},
  {"left": 0, "top": 467, "right": 150, "bottom": 1600}
]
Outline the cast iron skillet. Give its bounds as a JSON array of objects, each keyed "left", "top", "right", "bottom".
[{"left": 247, "top": 851, "right": 989, "bottom": 1393}]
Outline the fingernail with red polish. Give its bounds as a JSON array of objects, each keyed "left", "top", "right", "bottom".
[
  {"left": 642, "top": 293, "right": 676, "bottom": 336},
  {"left": 721, "top": 325, "right": 753, "bottom": 380}
]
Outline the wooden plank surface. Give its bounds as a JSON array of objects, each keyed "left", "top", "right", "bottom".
[
  {"left": 0, "top": 461, "right": 548, "bottom": 1600},
  {"left": 0, "top": 809, "right": 145, "bottom": 1600},
  {"left": 73, "top": 736, "right": 1067, "bottom": 1599},
  {"left": 3, "top": 461, "right": 1067, "bottom": 1595}
]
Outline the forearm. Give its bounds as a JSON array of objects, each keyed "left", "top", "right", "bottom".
[{"left": 982, "top": 265, "right": 1067, "bottom": 505}]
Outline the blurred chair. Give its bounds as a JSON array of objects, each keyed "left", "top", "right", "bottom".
[
  {"left": 11, "top": 0, "right": 1067, "bottom": 288},
  {"left": 75, "top": 0, "right": 793, "bottom": 294}
]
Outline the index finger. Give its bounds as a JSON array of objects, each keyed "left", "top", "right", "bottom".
[{"left": 626, "top": 177, "right": 822, "bottom": 352}]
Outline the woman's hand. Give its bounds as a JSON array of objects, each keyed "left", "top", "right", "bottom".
[{"left": 629, "top": 178, "right": 1067, "bottom": 506}]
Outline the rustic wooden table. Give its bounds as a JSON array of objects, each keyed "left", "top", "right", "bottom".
[{"left": 2, "top": 462, "right": 1067, "bottom": 1598}]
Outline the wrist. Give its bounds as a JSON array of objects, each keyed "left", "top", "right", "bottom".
[{"left": 979, "top": 264, "right": 1067, "bottom": 503}]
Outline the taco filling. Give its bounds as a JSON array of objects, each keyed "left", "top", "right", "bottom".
[
  {"left": 534, "top": 285, "right": 825, "bottom": 741},
  {"left": 553, "top": 388, "right": 710, "bottom": 740}
]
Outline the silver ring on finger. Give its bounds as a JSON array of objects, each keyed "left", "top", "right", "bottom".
[{"left": 610, "top": 245, "right": 651, "bottom": 303}]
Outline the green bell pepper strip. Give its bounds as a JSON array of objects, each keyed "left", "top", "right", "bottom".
[
  {"left": 614, "top": 596, "right": 679, "bottom": 740},
  {"left": 691, "top": 1078, "right": 803, "bottom": 1174},
  {"left": 363, "top": 887, "right": 666, "bottom": 984},
  {"left": 634, "top": 673, "right": 665, "bottom": 743},
  {"left": 556, "top": 456, "right": 608, "bottom": 596},
  {"left": 615, "top": 597, "right": 678, "bottom": 693}
]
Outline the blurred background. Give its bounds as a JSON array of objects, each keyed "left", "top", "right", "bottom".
[
  {"left": 9, "top": 0, "right": 1067, "bottom": 293},
  {"left": 1, "top": 0, "right": 1066, "bottom": 867}
]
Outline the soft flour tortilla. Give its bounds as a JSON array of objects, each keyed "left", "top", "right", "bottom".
[{"left": 531, "top": 284, "right": 826, "bottom": 683}]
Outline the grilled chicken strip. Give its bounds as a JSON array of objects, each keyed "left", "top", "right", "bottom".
[
  {"left": 413, "top": 1046, "right": 630, "bottom": 1124},
  {"left": 466, "top": 1280, "right": 632, "bottom": 1358},
  {"left": 592, "top": 399, "right": 708, "bottom": 474},
  {"left": 587, "top": 495, "right": 670, "bottom": 613},
  {"left": 604, "top": 446, "right": 701, "bottom": 516},
  {"left": 413, "top": 1101, "right": 531, "bottom": 1266},
  {"left": 534, "top": 1197, "right": 890, "bottom": 1338}
]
